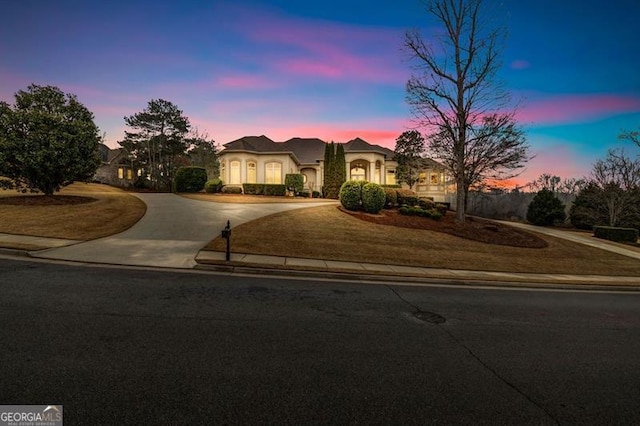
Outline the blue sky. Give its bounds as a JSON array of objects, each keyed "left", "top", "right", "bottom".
[{"left": 1, "top": 0, "right": 639, "bottom": 185}]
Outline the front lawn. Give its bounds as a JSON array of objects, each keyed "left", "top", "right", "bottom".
[
  {"left": 203, "top": 205, "right": 640, "bottom": 276},
  {"left": 0, "top": 183, "right": 146, "bottom": 241}
]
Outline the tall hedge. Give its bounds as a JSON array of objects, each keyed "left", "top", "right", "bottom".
[{"left": 174, "top": 166, "right": 207, "bottom": 193}]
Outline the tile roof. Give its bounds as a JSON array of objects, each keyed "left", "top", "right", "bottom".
[
  {"left": 343, "top": 137, "right": 394, "bottom": 157},
  {"left": 220, "top": 135, "right": 400, "bottom": 163},
  {"left": 222, "top": 135, "right": 287, "bottom": 153},
  {"left": 282, "top": 138, "right": 326, "bottom": 164}
]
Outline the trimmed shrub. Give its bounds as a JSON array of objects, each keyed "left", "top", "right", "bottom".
[
  {"left": 285, "top": 174, "right": 304, "bottom": 194},
  {"left": 312, "top": 190, "right": 321, "bottom": 198},
  {"left": 339, "top": 180, "right": 362, "bottom": 211},
  {"left": 399, "top": 206, "right": 442, "bottom": 220},
  {"left": 384, "top": 188, "right": 397, "bottom": 208},
  {"left": 174, "top": 166, "right": 207, "bottom": 193},
  {"left": 362, "top": 182, "right": 386, "bottom": 214},
  {"left": 298, "top": 191, "right": 310, "bottom": 198},
  {"left": 242, "top": 183, "right": 263, "bottom": 195},
  {"left": 418, "top": 198, "right": 436, "bottom": 210},
  {"left": 221, "top": 186, "right": 242, "bottom": 194},
  {"left": 204, "top": 178, "right": 223, "bottom": 193},
  {"left": 381, "top": 184, "right": 402, "bottom": 189},
  {"left": 435, "top": 203, "right": 449, "bottom": 215},
  {"left": 396, "top": 189, "right": 419, "bottom": 207},
  {"left": 526, "top": 188, "right": 566, "bottom": 226},
  {"left": 264, "top": 184, "right": 286, "bottom": 196},
  {"left": 594, "top": 226, "right": 639, "bottom": 243}
]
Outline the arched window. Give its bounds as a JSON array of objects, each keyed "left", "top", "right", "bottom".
[
  {"left": 247, "top": 161, "right": 257, "bottom": 183},
  {"left": 230, "top": 160, "right": 240, "bottom": 184},
  {"left": 265, "top": 162, "right": 281, "bottom": 184}
]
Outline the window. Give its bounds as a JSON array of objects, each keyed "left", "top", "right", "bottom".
[
  {"left": 265, "top": 162, "right": 281, "bottom": 184},
  {"left": 230, "top": 160, "right": 240, "bottom": 184},
  {"left": 351, "top": 166, "right": 366, "bottom": 181},
  {"left": 386, "top": 169, "right": 396, "bottom": 185},
  {"left": 127, "top": 169, "right": 133, "bottom": 180},
  {"left": 247, "top": 162, "right": 257, "bottom": 183},
  {"left": 418, "top": 172, "right": 427, "bottom": 184},
  {"left": 430, "top": 173, "right": 439, "bottom": 184},
  {"left": 117, "top": 167, "right": 124, "bottom": 179}
]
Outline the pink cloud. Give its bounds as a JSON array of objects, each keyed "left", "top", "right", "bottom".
[
  {"left": 225, "top": 6, "right": 407, "bottom": 84},
  {"left": 215, "top": 74, "right": 278, "bottom": 90},
  {"left": 516, "top": 94, "right": 640, "bottom": 125},
  {"left": 280, "top": 60, "right": 343, "bottom": 79},
  {"left": 510, "top": 60, "right": 531, "bottom": 70}
]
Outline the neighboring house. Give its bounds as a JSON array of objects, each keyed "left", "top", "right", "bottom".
[
  {"left": 94, "top": 144, "right": 135, "bottom": 187},
  {"left": 218, "top": 135, "right": 451, "bottom": 202}
]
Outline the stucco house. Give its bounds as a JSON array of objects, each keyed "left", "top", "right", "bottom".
[{"left": 218, "top": 135, "right": 450, "bottom": 202}]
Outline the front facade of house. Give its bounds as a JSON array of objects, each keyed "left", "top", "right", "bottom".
[
  {"left": 94, "top": 144, "right": 135, "bottom": 187},
  {"left": 218, "top": 135, "right": 450, "bottom": 202}
]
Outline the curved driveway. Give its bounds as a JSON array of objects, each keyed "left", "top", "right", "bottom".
[{"left": 32, "top": 194, "right": 334, "bottom": 268}]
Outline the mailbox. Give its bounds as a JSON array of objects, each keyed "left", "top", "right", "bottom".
[{"left": 221, "top": 220, "right": 231, "bottom": 261}]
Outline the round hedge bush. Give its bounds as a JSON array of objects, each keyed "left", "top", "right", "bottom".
[
  {"left": 204, "top": 178, "right": 223, "bottom": 193},
  {"left": 174, "top": 166, "right": 207, "bottom": 193},
  {"left": 339, "top": 180, "right": 362, "bottom": 211},
  {"left": 362, "top": 182, "right": 385, "bottom": 213},
  {"left": 383, "top": 187, "right": 397, "bottom": 208}
]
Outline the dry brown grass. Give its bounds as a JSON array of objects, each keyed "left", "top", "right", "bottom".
[
  {"left": 181, "top": 193, "right": 337, "bottom": 204},
  {"left": 0, "top": 183, "right": 146, "bottom": 240},
  {"left": 204, "top": 205, "right": 640, "bottom": 276}
]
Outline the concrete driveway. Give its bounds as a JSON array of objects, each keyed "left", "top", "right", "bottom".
[{"left": 32, "top": 193, "right": 334, "bottom": 268}]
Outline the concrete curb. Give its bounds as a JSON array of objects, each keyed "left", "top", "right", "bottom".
[{"left": 193, "top": 262, "right": 640, "bottom": 292}]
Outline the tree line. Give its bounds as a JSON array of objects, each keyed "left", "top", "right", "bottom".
[{"left": 0, "top": 84, "right": 218, "bottom": 194}]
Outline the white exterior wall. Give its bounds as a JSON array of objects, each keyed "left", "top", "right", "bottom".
[{"left": 219, "top": 152, "right": 299, "bottom": 186}]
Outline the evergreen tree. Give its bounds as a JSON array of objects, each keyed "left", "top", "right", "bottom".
[
  {"left": 335, "top": 143, "right": 347, "bottom": 187},
  {"left": 121, "top": 99, "right": 190, "bottom": 191},
  {"left": 526, "top": 188, "right": 566, "bottom": 226},
  {"left": 323, "top": 142, "right": 335, "bottom": 197},
  {"left": 0, "top": 84, "right": 101, "bottom": 195}
]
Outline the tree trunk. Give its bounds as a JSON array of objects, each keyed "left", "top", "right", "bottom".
[{"left": 455, "top": 175, "right": 466, "bottom": 222}]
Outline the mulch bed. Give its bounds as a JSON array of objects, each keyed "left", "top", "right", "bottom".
[
  {"left": 0, "top": 195, "right": 98, "bottom": 206},
  {"left": 342, "top": 207, "right": 548, "bottom": 248}
]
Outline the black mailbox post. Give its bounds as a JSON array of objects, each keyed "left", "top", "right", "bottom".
[{"left": 221, "top": 220, "right": 231, "bottom": 261}]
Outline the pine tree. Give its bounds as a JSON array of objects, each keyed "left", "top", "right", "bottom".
[
  {"left": 323, "top": 142, "right": 335, "bottom": 197},
  {"left": 335, "top": 143, "right": 346, "bottom": 187}
]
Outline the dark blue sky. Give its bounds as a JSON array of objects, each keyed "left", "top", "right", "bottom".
[{"left": 1, "top": 0, "right": 639, "bottom": 185}]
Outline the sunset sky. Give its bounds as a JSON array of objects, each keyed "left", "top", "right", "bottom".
[{"left": 1, "top": 0, "right": 639, "bottom": 186}]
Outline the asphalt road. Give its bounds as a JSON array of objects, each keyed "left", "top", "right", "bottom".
[{"left": 1, "top": 257, "right": 639, "bottom": 425}]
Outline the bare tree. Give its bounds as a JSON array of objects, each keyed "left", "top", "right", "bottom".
[
  {"left": 405, "top": 0, "right": 529, "bottom": 222},
  {"left": 619, "top": 127, "right": 640, "bottom": 148},
  {"left": 591, "top": 148, "right": 640, "bottom": 226}
]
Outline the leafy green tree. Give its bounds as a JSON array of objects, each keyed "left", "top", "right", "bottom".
[
  {"left": 526, "top": 188, "right": 566, "bottom": 226},
  {"left": 0, "top": 84, "right": 101, "bottom": 195},
  {"left": 121, "top": 99, "right": 190, "bottom": 191},
  {"left": 393, "top": 130, "right": 425, "bottom": 189}
]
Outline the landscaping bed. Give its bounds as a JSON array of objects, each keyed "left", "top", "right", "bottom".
[{"left": 343, "top": 208, "right": 548, "bottom": 248}]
